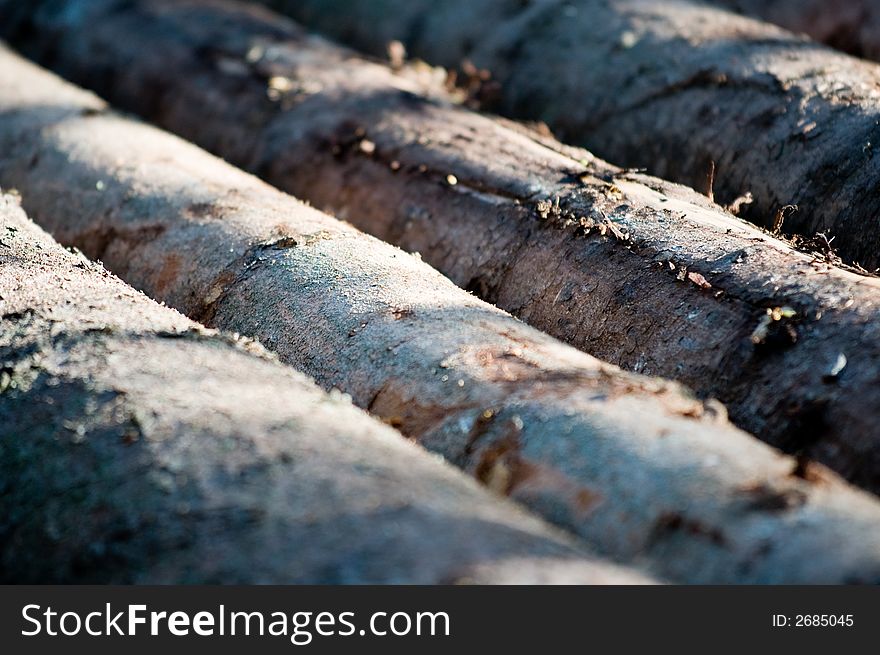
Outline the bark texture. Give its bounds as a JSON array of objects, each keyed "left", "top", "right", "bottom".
[
  {"left": 4, "top": 0, "right": 880, "bottom": 491},
  {"left": 4, "top": 50, "right": 880, "bottom": 584},
  {"left": 714, "top": 1, "right": 880, "bottom": 63},
  {"left": 0, "top": 195, "right": 648, "bottom": 584},
  {"left": 252, "top": 0, "right": 880, "bottom": 270}
]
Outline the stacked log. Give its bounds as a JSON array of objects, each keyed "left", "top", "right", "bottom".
[{"left": 3, "top": 48, "right": 880, "bottom": 583}]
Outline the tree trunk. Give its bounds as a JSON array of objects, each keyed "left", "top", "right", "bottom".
[
  {"left": 252, "top": 0, "right": 880, "bottom": 271},
  {"left": 713, "top": 1, "right": 880, "bottom": 63},
  {"left": 4, "top": 48, "right": 880, "bottom": 584},
  {"left": 5, "top": 0, "right": 880, "bottom": 492},
  {"left": 1, "top": 195, "right": 648, "bottom": 584}
]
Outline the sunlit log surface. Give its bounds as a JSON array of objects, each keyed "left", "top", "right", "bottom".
[{"left": 0, "top": 196, "right": 655, "bottom": 584}]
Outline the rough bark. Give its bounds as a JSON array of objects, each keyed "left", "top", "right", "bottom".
[
  {"left": 252, "top": 0, "right": 880, "bottom": 271},
  {"left": 5, "top": 1, "right": 880, "bottom": 492},
  {"left": 0, "top": 195, "right": 649, "bottom": 584},
  {"left": 714, "top": 1, "right": 880, "bottom": 63},
  {"left": 4, "top": 49, "right": 880, "bottom": 584}
]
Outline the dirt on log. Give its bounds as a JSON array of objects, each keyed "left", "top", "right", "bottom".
[
  {"left": 5, "top": 49, "right": 880, "bottom": 584},
  {"left": 5, "top": 1, "right": 880, "bottom": 492},
  {"left": 0, "top": 195, "right": 652, "bottom": 585},
  {"left": 245, "top": 0, "right": 880, "bottom": 271},
  {"left": 713, "top": 1, "right": 880, "bottom": 63}
]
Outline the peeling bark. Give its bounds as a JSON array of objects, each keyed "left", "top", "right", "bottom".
[
  {"left": 4, "top": 1, "right": 880, "bottom": 491},
  {"left": 253, "top": 0, "right": 880, "bottom": 270},
  {"left": 0, "top": 195, "right": 651, "bottom": 584},
  {"left": 4, "top": 50, "right": 880, "bottom": 583},
  {"left": 713, "top": 1, "right": 880, "bottom": 63}
]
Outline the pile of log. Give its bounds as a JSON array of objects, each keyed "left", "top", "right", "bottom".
[
  {"left": 5, "top": 0, "right": 879, "bottom": 490},
  {"left": 2, "top": 0, "right": 880, "bottom": 584}
]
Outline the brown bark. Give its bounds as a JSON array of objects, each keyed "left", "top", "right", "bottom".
[
  {"left": 4, "top": 48, "right": 880, "bottom": 584},
  {"left": 252, "top": 0, "right": 880, "bottom": 271},
  {"left": 0, "top": 194, "right": 650, "bottom": 584},
  {"left": 713, "top": 1, "right": 880, "bottom": 63},
  {"left": 5, "top": 0, "right": 880, "bottom": 491}
]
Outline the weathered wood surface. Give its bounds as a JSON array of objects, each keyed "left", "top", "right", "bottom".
[
  {"left": 255, "top": 0, "right": 880, "bottom": 270},
  {"left": 4, "top": 1, "right": 880, "bottom": 490},
  {"left": 4, "top": 49, "right": 880, "bottom": 583},
  {"left": 0, "top": 195, "right": 651, "bottom": 584}
]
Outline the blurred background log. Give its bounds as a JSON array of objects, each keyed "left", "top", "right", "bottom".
[
  {"left": 253, "top": 0, "right": 880, "bottom": 270},
  {"left": 715, "top": 0, "right": 880, "bottom": 63}
]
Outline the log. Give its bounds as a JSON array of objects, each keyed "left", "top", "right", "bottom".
[
  {"left": 0, "top": 194, "right": 649, "bottom": 584},
  {"left": 713, "top": 1, "right": 880, "bottom": 63},
  {"left": 4, "top": 0, "right": 880, "bottom": 492},
  {"left": 3, "top": 48, "right": 880, "bottom": 584},
  {"left": 250, "top": 0, "right": 880, "bottom": 271}
]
